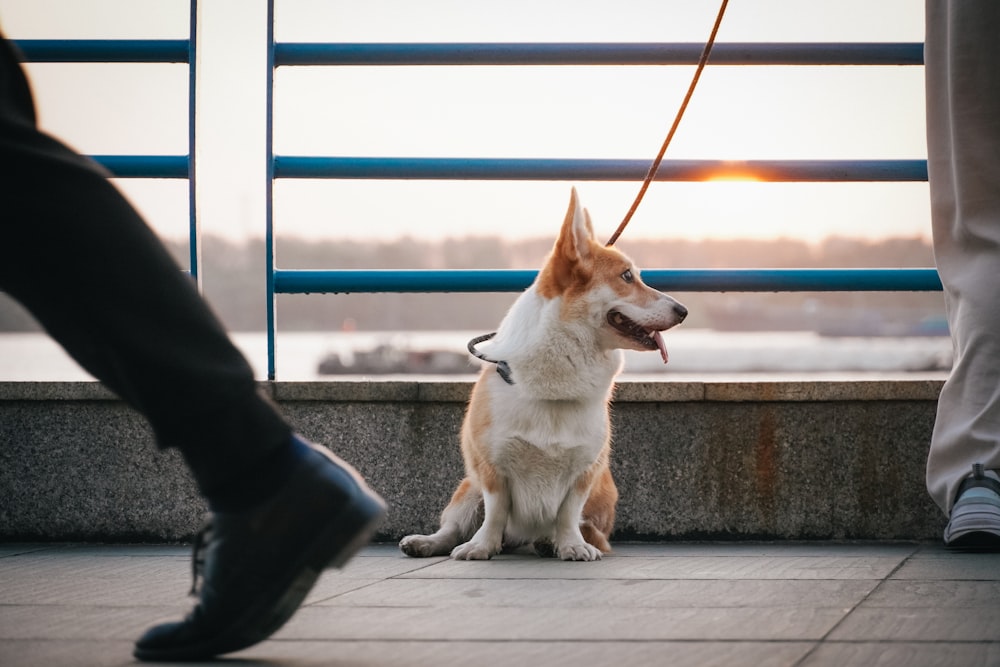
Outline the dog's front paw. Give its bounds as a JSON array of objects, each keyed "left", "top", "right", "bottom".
[
  {"left": 557, "top": 541, "right": 603, "bottom": 561},
  {"left": 400, "top": 534, "right": 447, "bottom": 558},
  {"left": 451, "top": 540, "right": 496, "bottom": 560}
]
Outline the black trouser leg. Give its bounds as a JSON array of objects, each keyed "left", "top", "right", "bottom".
[{"left": 0, "top": 36, "right": 293, "bottom": 500}]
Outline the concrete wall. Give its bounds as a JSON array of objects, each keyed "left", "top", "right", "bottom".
[{"left": 0, "top": 379, "right": 946, "bottom": 543}]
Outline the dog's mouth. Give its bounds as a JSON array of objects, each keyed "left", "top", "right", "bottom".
[{"left": 607, "top": 310, "right": 669, "bottom": 363}]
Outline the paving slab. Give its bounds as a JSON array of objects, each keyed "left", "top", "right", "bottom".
[
  {"left": 396, "top": 552, "right": 909, "bottom": 580},
  {"left": 800, "top": 642, "right": 1000, "bottom": 667},
  {"left": 72, "top": 638, "right": 813, "bottom": 667},
  {"left": 603, "top": 542, "right": 918, "bottom": 558},
  {"left": 891, "top": 549, "right": 1000, "bottom": 580},
  {"left": 316, "top": 577, "right": 877, "bottom": 609},
  {"left": 0, "top": 604, "right": 170, "bottom": 641},
  {"left": 277, "top": 604, "right": 847, "bottom": 641},
  {"left": 0, "top": 640, "right": 136, "bottom": 667},
  {"left": 0, "top": 541, "right": 998, "bottom": 667},
  {"left": 862, "top": 580, "right": 1000, "bottom": 607},
  {"left": 827, "top": 606, "right": 1000, "bottom": 642},
  {"left": 0, "top": 554, "right": 189, "bottom": 606}
]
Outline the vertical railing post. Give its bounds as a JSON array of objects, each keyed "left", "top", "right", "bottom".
[
  {"left": 187, "top": 0, "right": 201, "bottom": 290},
  {"left": 265, "top": 0, "right": 278, "bottom": 381}
]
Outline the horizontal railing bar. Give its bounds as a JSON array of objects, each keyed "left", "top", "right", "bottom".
[
  {"left": 273, "top": 157, "right": 928, "bottom": 182},
  {"left": 13, "top": 39, "right": 191, "bottom": 63},
  {"left": 274, "top": 42, "right": 924, "bottom": 67},
  {"left": 90, "top": 155, "right": 190, "bottom": 178},
  {"left": 274, "top": 268, "right": 942, "bottom": 294},
  {"left": 277, "top": 269, "right": 536, "bottom": 294}
]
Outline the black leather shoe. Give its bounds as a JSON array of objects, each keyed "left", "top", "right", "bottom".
[{"left": 133, "top": 436, "right": 386, "bottom": 662}]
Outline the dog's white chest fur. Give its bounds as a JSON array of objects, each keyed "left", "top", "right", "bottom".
[{"left": 485, "top": 396, "right": 610, "bottom": 539}]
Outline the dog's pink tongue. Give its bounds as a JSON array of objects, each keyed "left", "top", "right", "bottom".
[{"left": 653, "top": 330, "right": 669, "bottom": 364}]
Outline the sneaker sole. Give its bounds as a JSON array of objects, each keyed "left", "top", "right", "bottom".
[{"left": 944, "top": 504, "right": 1000, "bottom": 552}]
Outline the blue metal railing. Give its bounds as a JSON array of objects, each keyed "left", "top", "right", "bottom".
[
  {"left": 14, "top": 39, "right": 191, "bottom": 63},
  {"left": 266, "top": 0, "right": 935, "bottom": 379},
  {"left": 273, "top": 42, "right": 925, "bottom": 67},
  {"left": 275, "top": 268, "right": 942, "bottom": 296},
  {"left": 12, "top": 6, "right": 199, "bottom": 282},
  {"left": 273, "top": 157, "right": 928, "bottom": 182}
]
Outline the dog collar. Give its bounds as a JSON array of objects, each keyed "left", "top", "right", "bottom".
[{"left": 467, "top": 332, "right": 514, "bottom": 385}]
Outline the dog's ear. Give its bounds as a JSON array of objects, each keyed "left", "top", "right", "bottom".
[
  {"left": 556, "top": 187, "right": 595, "bottom": 264},
  {"left": 583, "top": 207, "right": 596, "bottom": 240},
  {"left": 538, "top": 188, "right": 596, "bottom": 296}
]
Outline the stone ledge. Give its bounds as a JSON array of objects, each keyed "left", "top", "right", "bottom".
[
  {"left": 0, "top": 381, "right": 118, "bottom": 401},
  {"left": 0, "top": 378, "right": 946, "bottom": 542},
  {"left": 0, "top": 378, "right": 945, "bottom": 403}
]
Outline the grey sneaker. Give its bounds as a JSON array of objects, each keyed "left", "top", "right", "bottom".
[{"left": 944, "top": 463, "right": 1000, "bottom": 551}]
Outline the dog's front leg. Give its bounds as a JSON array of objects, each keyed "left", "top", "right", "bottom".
[
  {"left": 400, "top": 477, "right": 483, "bottom": 557},
  {"left": 553, "top": 483, "right": 603, "bottom": 561},
  {"left": 451, "top": 480, "right": 509, "bottom": 560}
]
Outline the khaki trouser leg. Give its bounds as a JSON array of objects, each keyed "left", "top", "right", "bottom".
[{"left": 925, "top": 0, "right": 1000, "bottom": 515}]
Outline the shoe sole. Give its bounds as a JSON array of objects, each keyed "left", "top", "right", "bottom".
[
  {"left": 944, "top": 503, "right": 1000, "bottom": 552},
  {"left": 133, "top": 484, "right": 386, "bottom": 662},
  {"left": 945, "top": 530, "right": 1000, "bottom": 551}
]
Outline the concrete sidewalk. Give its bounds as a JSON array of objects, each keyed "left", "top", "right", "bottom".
[{"left": 1, "top": 542, "right": 998, "bottom": 667}]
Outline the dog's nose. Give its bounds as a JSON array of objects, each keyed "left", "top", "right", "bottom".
[{"left": 674, "top": 303, "right": 688, "bottom": 321}]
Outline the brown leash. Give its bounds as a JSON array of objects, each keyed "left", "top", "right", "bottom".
[
  {"left": 469, "top": 1, "right": 730, "bottom": 374},
  {"left": 606, "top": 0, "right": 730, "bottom": 246}
]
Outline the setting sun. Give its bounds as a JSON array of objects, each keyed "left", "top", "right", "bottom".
[{"left": 703, "top": 169, "right": 765, "bottom": 183}]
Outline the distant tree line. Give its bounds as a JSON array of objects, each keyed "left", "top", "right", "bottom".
[{"left": 0, "top": 234, "right": 943, "bottom": 333}]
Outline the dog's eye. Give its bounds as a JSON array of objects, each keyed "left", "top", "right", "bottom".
[{"left": 621, "top": 269, "right": 634, "bottom": 284}]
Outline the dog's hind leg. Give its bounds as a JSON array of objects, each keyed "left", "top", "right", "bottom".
[
  {"left": 581, "top": 464, "right": 618, "bottom": 553},
  {"left": 399, "top": 477, "right": 483, "bottom": 557}
]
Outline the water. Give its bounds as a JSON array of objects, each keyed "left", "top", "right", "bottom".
[{"left": 0, "top": 329, "right": 953, "bottom": 382}]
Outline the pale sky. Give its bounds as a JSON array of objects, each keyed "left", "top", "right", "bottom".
[{"left": 0, "top": 0, "right": 928, "bottom": 244}]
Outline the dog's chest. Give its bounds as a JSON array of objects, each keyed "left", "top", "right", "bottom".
[
  {"left": 492, "top": 433, "right": 598, "bottom": 482},
  {"left": 487, "top": 399, "right": 608, "bottom": 479},
  {"left": 492, "top": 431, "right": 600, "bottom": 533}
]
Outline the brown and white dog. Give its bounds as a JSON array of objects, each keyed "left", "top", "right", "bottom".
[{"left": 399, "top": 188, "right": 687, "bottom": 561}]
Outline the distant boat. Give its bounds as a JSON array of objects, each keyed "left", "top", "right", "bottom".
[{"left": 317, "top": 342, "right": 474, "bottom": 375}]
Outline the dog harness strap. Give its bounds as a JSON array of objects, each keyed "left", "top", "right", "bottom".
[{"left": 467, "top": 332, "right": 515, "bottom": 385}]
